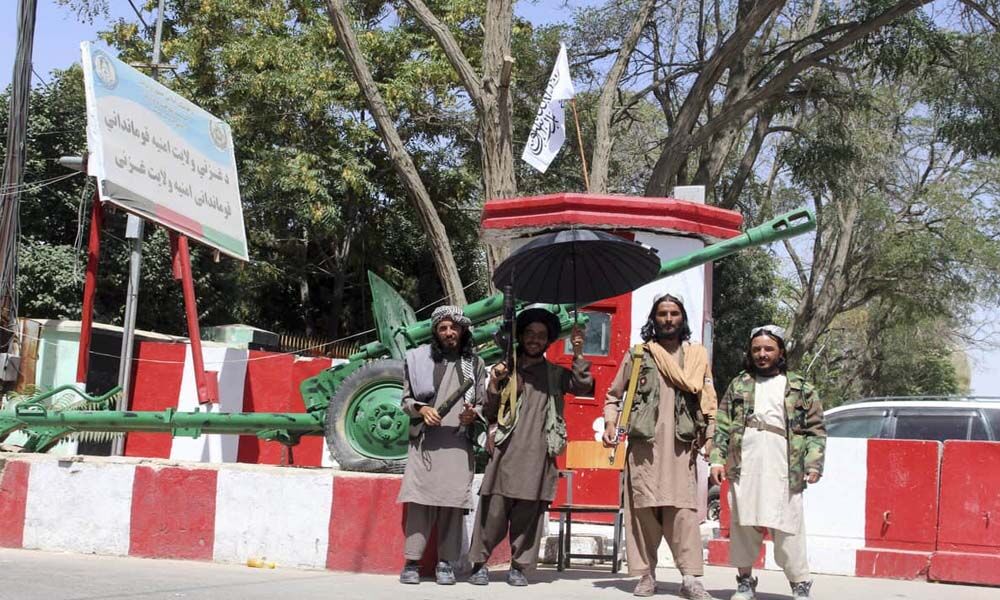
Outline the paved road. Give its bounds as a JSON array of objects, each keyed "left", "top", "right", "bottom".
[{"left": 0, "top": 548, "right": 994, "bottom": 600}]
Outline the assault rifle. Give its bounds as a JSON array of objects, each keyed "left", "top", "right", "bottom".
[{"left": 408, "top": 378, "right": 475, "bottom": 440}]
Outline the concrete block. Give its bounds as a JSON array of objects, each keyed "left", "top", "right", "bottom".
[{"left": 539, "top": 534, "right": 605, "bottom": 565}]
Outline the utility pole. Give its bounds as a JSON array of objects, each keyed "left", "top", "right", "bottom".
[
  {"left": 111, "top": 0, "right": 165, "bottom": 455},
  {"left": 0, "top": 0, "right": 39, "bottom": 388}
]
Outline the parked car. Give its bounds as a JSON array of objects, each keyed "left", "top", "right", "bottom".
[
  {"left": 704, "top": 397, "right": 1000, "bottom": 521},
  {"left": 825, "top": 397, "right": 1000, "bottom": 441}
]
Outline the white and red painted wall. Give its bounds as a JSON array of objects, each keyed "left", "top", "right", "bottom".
[
  {"left": 122, "top": 342, "right": 341, "bottom": 467},
  {"left": 0, "top": 453, "right": 509, "bottom": 574}
]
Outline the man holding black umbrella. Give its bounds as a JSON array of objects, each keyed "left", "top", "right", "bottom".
[
  {"left": 603, "top": 294, "right": 717, "bottom": 599},
  {"left": 467, "top": 306, "right": 593, "bottom": 587}
]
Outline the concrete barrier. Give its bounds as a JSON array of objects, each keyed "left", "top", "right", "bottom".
[
  {"left": 0, "top": 453, "right": 509, "bottom": 574},
  {"left": 929, "top": 441, "right": 1000, "bottom": 586}
]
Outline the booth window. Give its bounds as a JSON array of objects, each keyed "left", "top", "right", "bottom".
[{"left": 565, "top": 311, "right": 611, "bottom": 356}]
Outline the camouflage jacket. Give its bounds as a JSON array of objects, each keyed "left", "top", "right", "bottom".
[{"left": 709, "top": 370, "right": 826, "bottom": 494}]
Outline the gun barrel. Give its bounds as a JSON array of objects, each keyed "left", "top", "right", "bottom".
[
  {"left": 7, "top": 408, "right": 324, "bottom": 436},
  {"left": 655, "top": 208, "right": 814, "bottom": 280},
  {"left": 351, "top": 208, "right": 815, "bottom": 361}
]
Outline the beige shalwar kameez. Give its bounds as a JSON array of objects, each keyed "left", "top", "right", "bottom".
[{"left": 605, "top": 345, "right": 705, "bottom": 577}]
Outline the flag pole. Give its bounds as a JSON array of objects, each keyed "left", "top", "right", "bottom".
[{"left": 569, "top": 98, "right": 590, "bottom": 193}]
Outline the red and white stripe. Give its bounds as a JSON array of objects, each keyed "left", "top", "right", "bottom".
[
  {"left": 0, "top": 453, "right": 508, "bottom": 573},
  {"left": 708, "top": 437, "right": 1000, "bottom": 586}
]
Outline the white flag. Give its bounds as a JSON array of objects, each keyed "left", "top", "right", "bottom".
[{"left": 522, "top": 44, "right": 575, "bottom": 173}]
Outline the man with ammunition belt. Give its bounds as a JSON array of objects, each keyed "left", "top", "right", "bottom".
[
  {"left": 467, "top": 306, "right": 592, "bottom": 586},
  {"left": 603, "top": 293, "right": 717, "bottom": 599},
  {"left": 397, "top": 305, "right": 486, "bottom": 585},
  {"left": 710, "top": 325, "right": 826, "bottom": 600}
]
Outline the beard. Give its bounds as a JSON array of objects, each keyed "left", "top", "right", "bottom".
[
  {"left": 655, "top": 323, "right": 680, "bottom": 340},
  {"left": 754, "top": 360, "right": 780, "bottom": 375},
  {"left": 520, "top": 345, "right": 547, "bottom": 359}
]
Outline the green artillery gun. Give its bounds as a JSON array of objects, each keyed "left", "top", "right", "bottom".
[{"left": 0, "top": 209, "right": 815, "bottom": 472}]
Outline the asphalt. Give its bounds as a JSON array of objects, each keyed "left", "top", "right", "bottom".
[{"left": 0, "top": 548, "right": 995, "bottom": 600}]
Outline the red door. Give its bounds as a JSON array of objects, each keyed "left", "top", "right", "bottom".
[{"left": 547, "top": 292, "right": 632, "bottom": 519}]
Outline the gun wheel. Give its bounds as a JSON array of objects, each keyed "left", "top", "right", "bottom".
[{"left": 325, "top": 359, "right": 408, "bottom": 473}]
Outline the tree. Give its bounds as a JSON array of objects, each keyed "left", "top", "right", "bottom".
[
  {"left": 94, "top": 0, "right": 498, "bottom": 335},
  {"left": 555, "top": 0, "right": 979, "bottom": 208},
  {"left": 324, "top": 0, "right": 468, "bottom": 305},
  {"left": 710, "top": 248, "right": 782, "bottom": 395},
  {"left": 778, "top": 72, "right": 1000, "bottom": 368}
]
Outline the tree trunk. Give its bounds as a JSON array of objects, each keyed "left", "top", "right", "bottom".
[
  {"left": 325, "top": 0, "right": 467, "bottom": 306},
  {"left": 590, "top": 0, "right": 658, "bottom": 193},
  {"left": 299, "top": 274, "right": 315, "bottom": 337},
  {"left": 720, "top": 109, "right": 772, "bottom": 209},
  {"left": 479, "top": 0, "right": 516, "bottom": 273},
  {"left": 786, "top": 197, "right": 860, "bottom": 366},
  {"left": 644, "top": 0, "right": 785, "bottom": 196},
  {"left": 644, "top": 0, "right": 931, "bottom": 197},
  {"left": 400, "top": 0, "right": 520, "bottom": 279},
  {"left": 327, "top": 229, "right": 353, "bottom": 339}
]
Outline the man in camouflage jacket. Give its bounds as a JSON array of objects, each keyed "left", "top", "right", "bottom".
[
  {"left": 709, "top": 371, "right": 826, "bottom": 494},
  {"left": 709, "top": 325, "right": 826, "bottom": 600}
]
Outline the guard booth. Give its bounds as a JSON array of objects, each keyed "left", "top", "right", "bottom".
[{"left": 481, "top": 190, "right": 744, "bottom": 516}]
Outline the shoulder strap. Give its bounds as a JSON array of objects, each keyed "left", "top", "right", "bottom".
[
  {"left": 546, "top": 362, "right": 564, "bottom": 413},
  {"left": 617, "top": 344, "right": 646, "bottom": 431}
]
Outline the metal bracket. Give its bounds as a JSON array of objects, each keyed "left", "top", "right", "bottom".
[{"left": 256, "top": 429, "right": 303, "bottom": 447}]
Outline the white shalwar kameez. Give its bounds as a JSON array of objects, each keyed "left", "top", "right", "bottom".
[{"left": 728, "top": 374, "right": 810, "bottom": 582}]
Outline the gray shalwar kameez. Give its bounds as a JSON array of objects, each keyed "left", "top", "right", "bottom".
[
  {"left": 398, "top": 350, "right": 486, "bottom": 562},
  {"left": 469, "top": 356, "right": 593, "bottom": 571}
]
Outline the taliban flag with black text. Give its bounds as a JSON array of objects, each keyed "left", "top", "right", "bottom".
[{"left": 522, "top": 44, "right": 575, "bottom": 173}]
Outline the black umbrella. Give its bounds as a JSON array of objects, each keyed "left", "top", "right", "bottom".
[{"left": 492, "top": 229, "right": 661, "bottom": 305}]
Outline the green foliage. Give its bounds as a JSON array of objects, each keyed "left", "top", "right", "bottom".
[
  {"left": 711, "top": 249, "right": 781, "bottom": 395},
  {"left": 803, "top": 308, "right": 962, "bottom": 408},
  {"left": 16, "top": 241, "right": 85, "bottom": 320},
  {"left": 871, "top": 321, "right": 961, "bottom": 397},
  {"left": 776, "top": 59, "right": 1000, "bottom": 402},
  {"left": 89, "top": 0, "right": 497, "bottom": 336},
  {"left": 929, "top": 34, "right": 1000, "bottom": 158}
]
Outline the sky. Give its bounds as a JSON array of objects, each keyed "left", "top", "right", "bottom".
[{"left": 2, "top": 1, "right": 997, "bottom": 396}]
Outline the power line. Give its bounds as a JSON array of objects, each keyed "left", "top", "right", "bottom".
[
  {"left": 1, "top": 0, "right": 39, "bottom": 358},
  {"left": 125, "top": 0, "right": 152, "bottom": 34}
]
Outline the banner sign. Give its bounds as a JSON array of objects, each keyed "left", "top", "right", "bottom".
[
  {"left": 81, "top": 42, "right": 248, "bottom": 261},
  {"left": 522, "top": 43, "right": 575, "bottom": 173}
]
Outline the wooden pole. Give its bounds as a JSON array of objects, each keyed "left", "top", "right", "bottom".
[{"left": 570, "top": 98, "right": 590, "bottom": 193}]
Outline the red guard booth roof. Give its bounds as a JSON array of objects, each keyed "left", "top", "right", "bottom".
[{"left": 480, "top": 193, "right": 744, "bottom": 242}]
